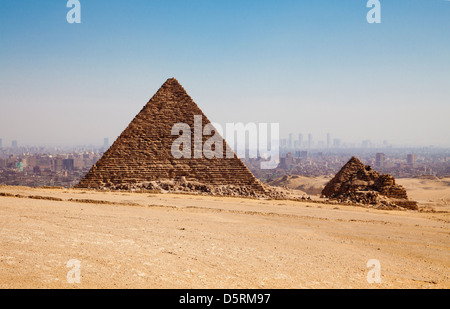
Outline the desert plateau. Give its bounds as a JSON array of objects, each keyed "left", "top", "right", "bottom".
[{"left": 0, "top": 176, "right": 448, "bottom": 289}]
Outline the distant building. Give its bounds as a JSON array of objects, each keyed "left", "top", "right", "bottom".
[
  {"left": 288, "top": 133, "right": 293, "bottom": 149},
  {"left": 280, "top": 152, "right": 295, "bottom": 170},
  {"left": 63, "top": 158, "right": 74, "bottom": 171},
  {"left": 327, "top": 133, "right": 331, "bottom": 148},
  {"left": 53, "top": 158, "right": 64, "bottom": 171},
  {"left": 245, "top": 147, "right": 250, "bottom": 159},
  {"left": 11, "top": 140, "right": 18, "bottom": 148},
  {"left": 308, "top": 134, "right": 313, "bottom": 148},
  {"left": 0, "top": 138, "right": 2, "bottom": 148},
  {"left": 16, "top": 162, "right": 23, "bottom": 172},
  {"left": 20, "top": 158, "right": 29, "bottom": 169},
  {"left": 407, "top": 154, "right": 416, "bottom": 167},
  {"left": 33, "top": 166, "right": 41, "bottom": 175},
  {"left": 376, "top": 153, "right": 386, "bottom": 168},
  {"left": 104, "top": 138, "right": 109, "bottom": 148},
  {"left": 295, "top": 150, "right": 308, "bottom": 160}
]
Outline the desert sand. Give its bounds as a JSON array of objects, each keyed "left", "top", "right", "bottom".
[
  {"left": 268, "top": 175, "right": 330, "bottom": 196},
  {"left": 396, "top": 177, "right": 450, "bottom": 212},
  {"left": 0, "top": 182, "right": 449, "bottom": 289}
]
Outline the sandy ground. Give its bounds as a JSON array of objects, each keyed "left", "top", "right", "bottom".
[
  {"left": 0, "top": 185, "right": 449, "bottom": 289},
  {"left": 396, "top": 177, "right": 450, "bottom": 212},
  {"left": 267, "top": 175, "right": 330, "bottom": 196}
]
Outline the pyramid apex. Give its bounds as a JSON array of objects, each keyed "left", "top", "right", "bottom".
[
  {"left": 347, "top": 156, "right": 364, "bottom": 166},
  {"left": 160, "top": 77, "right": 184, "bottom": 89},
  {"left": 165, "top": 77, "right": 179, "bottom": 83}
]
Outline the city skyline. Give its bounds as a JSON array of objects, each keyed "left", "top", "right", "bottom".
[
  {"left": 1, "top": 137, "right": 449, "bottom": 152},
  {"left": 1, "top": 1, "right": 449, "bottom": 147},
  {"left": 0, "top": 131, "right": 449, "bottom": 149},
  {"left": 2, "top": 142, "right": 448, "bottom": 189}
]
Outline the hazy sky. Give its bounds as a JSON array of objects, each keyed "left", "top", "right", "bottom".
[{"left": 0, "top": 0, "right": 449, "bottom": 147}]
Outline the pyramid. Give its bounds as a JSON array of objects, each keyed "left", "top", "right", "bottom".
[
  {"left": 76, "top": 78, "right": 265, "bottom": 195},
  {"left": 321, "top": 157, "right": 417, "bottom": 209}
]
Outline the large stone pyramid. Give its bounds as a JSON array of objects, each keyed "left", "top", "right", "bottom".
[
  {"left": 321, "top": 157, "right": 417, "bottom": 209},
  {"left": 76, "top": 78, "right": 265, "bottom": 195}
]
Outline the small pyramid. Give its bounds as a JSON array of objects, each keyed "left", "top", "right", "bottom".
[
  {"left": 322, "top": 156, "right": 417, "bottom": 209},
  {"left": 76, "top": 78, "right": 265, "bottom": 195}
]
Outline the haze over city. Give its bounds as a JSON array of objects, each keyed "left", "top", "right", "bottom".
[{"left": 1, "top": 1, "right": 449, "bottom": 147}]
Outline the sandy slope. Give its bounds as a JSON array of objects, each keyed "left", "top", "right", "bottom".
[
  {"left": 0, "top": 186, "right": 449, "bottom": 289},
  {"left": 396, "top": 177, "right": 450, "bottom": 212},
  {"left": 267, "top": 175, "right": 330, "bottom": 195}
]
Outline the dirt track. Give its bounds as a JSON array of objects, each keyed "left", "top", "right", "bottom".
[{"left": 0, "top": 186, "right": 449, "bottom": 288}]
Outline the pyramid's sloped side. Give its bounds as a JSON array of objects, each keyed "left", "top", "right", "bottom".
[
  {"left": 321, "top": 156, "right": 366, "bottom": 197},
  {"left": 76, "top": 78, "right": 264, "bottom": 192}
]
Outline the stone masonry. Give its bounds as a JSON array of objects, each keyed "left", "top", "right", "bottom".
[{"left": 76, "top": 78, "right": 266, "bottom": 196}]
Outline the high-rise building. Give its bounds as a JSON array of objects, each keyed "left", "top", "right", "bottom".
[
  {"left": 11, "top": 140, "right": 18, "bottom": 148},
  {"left": 53, "top": 158, "right": 64, "bottom": 171},
  {"left": 104, "top": 138, "right": 109, "bottom": 148},
  {"left": 327, "top": 133, "right": 331, "bottom": 148},
  {"left": 63, "top": 158, "right": 74, "bottom": 171},
  {"left": 407, "top": 154, "right": 416, "bottom": 166},
  {"left": 308, "top": 133, "right": 313, "bottom": 148},
  {"left": 0, "top": 138, "right": 2, "bottom": 148},
  {"left": 375, "top": 153, "right": 386, "bottom": 168},
  {"left": 280, "top": 152, "right": 294, "bottom": 170},
  {"left": 288, "top": 133, "right": 293, "bottom": 149}
]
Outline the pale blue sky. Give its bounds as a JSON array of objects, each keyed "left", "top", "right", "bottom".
[{"left": 0, "top": 0, "right": 449, "bottom": 147}]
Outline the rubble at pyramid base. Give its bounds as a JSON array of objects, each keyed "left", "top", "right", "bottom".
[
  {"left": 326, "top": 190, "right": 418, "bottom": 210},
  {"left": 84, "top": 177, "right": 290, "bottom": 199}
]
